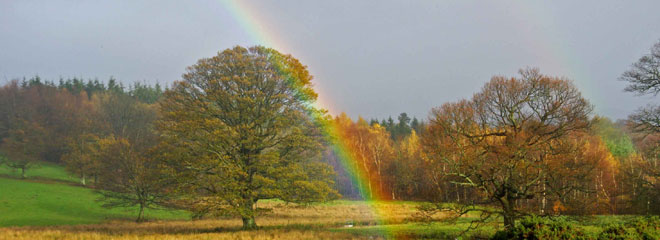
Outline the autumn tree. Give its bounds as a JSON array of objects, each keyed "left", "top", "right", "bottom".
[
  {"left": 368, "top": 123, "right": 395, "bottom": 197},
  {"left": 422, "top": 68, "right": 593, "bottom": 229},
  {"left": 542, "top": 132, "right": 619, "bottom": 215},
  {"left": 0, "top": 82, "right": 48, "bottom": 178},
  {"left": 622, "top": 129, "right": 660, "bottom": 214},
  {"left": 388, "top": 130, "right": 434, "bottom": 200},
  {"left": 96, "top": 92, "right": 168, "bottom": 220},
  {"left": 95, "top": 136, "right": 168, "bottom": 222},
  {"left": 0, "top": 120, "right": 45, "bottom": 178},
  {"left": 0, "top": 81, "right": 21, "bottom": 141},
  {"left": 158, "top": 46, "right": 338, "bottom": 229},
  {"left": 333, "top": 114, "right": 395, "bottom": 199},
  {"left": 62, "top": 133, "right": 100, "bottom": 185}
]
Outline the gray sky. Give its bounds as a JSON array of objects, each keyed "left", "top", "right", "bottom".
[{"left": 1, "top": 0, "right": 659, "bottom": 120}]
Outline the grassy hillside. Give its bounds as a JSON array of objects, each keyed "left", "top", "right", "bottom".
[{"left": 0, "top": 163, "right": 188, "bottom": 227}]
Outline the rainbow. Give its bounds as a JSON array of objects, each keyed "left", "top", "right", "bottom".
[
  {"left": 220, "top": 0, "right": 600, "bottom": 237},
  {"left": 266, "top": 50, "right": 394, "bottom": 238},
  {"left": 221, "top": 0, "right": 393, "bottom": 237}
]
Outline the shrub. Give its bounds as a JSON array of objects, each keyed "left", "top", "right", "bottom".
[
  {"left": 491, "top": 215, "right": 587, "bottom": 240},
  {"left": 598, "top": 216, "right": 660, "bottom": 240}
]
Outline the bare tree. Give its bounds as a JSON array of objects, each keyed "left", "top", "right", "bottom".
[
  {"left": 621, "top": 39, "right": 660, "bottom": 133},
  {"left": 621, "top": 40, "right": 660, "bottom": 96}
]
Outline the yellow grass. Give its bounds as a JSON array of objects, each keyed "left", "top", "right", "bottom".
[
  {"left": 0, "top": 229, "right": 364, "bottom": 240},
  {"left": 0, "top": 200, "right": 421, "bottom": 240}
]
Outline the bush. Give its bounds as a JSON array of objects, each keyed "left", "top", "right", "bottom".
[
  {"left": 491, "top": 215, "right": 587, "bottom": 240},
  {"left": 598, "top": 216, "right": 660, "bottom": 240}
]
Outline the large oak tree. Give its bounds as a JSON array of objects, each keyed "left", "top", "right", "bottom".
[
  {"left": 422, "top": 68, "right": 593, "bottom": 229},
  {"left": 157, "top": 46, "right": 338, "bottom": 229}
]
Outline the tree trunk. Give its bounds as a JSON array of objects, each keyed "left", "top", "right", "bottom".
[
  {"left": 242, "top": 216, "right": 257, "bottom": 230},
  {"left": 541, "top": 184, "right": 546, "bottom": 215},
  {"left": 500, "top": 197, "right": 516, "bottom": 230},
  {"left": 503, "top": 212, "right": 515, "bottom": 230},
  {"left": 367, "top": 180, "right": 373, "bottom": 199},
  {"left": 136, "top": 204, "right": 144, "bottom": 222},
  {"left": 21, "top": 167, "right": 26, "bottom": 178},
  {"left": 240, "top": 199, "right": 257, "bottom": 230}
]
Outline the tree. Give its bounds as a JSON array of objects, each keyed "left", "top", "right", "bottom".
[
  {"left": 422, "top": 68, "right": 593, "bottom": 229},
  {"left": 129, "top": 82, "right": 163, "bottom": 104},
  {"left": 392, "top": 113, "right": 412, "bottom": 140},
  {"left": 389, "top": 130, "right": 432, "bottom": 200},
  {"left": 62, "top": 133, "right": 100, "bottom": 185},
  {"left": 158, "top": 46, "right": 338, "bottom": 229},
  {"left": 619, "top": 39, "right": 660, "bottom": 214},
  {"left": 95, "top": 136, "right": 168, "bottom": 222},
  {"left": 543, "top": 132, "right": 619, "bottom": 215},
  {"left": 0, "top": 120, "right": 45, "bottom": 178},
  {"left": 94, "top": 93, "right": 156, "bottom": 141},
  {"left": 621, "top": 40, "right": 660, "bottom": 96},
  {"left": 333, "top": 115, "right": 395, "bottom": 199},
  {"left": 0, "top": 81, "right": 20, "bottom": 141},
  {"left": 621, "top": 39, "right": 660, "bottom": 133},
  {"left": 624, "top": 130, "right": 660, "bottom": 214},
  {"left": 89, "top": 90, "right": 168, "bottom": 222},
  {"left": 591, "top": 116, "right": 636, "bottom": 159},
  {"left": 411, "top": 117, "right": 420, "bottom": 133},
  {"left": 367, "top": 123, "right": 394, "bottom": 198}
]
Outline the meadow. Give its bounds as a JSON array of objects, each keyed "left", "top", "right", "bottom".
[
  {"left": 0, "top": 163, "right": 651, "bottom": 239},
  {"left": 0, "top": 163, "right": 188, "bottom": 227}
]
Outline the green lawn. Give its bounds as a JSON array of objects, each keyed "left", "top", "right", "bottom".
[
  {"left": 0, "top": 163, "right": 189, "bottom": 227},
  {"left": 0, "top": 162, "right": 78, "bottom": 183}
]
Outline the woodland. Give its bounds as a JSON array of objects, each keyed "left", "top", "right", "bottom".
[{"left": 1, "top": 42, "right": 659, "bottom": 239}]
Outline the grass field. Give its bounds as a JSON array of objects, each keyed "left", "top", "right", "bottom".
[
  {"left": 0, "top": 162, "right": 654, "bottom": 239},
  {"left": 0, "top": 163, "right": 188, "bottom": 227},
  {"left": 0, "top": 162, "right": 78, "bottom": 183},
  {"left": 0, "top": 199, "right": 472, "bottom": 239}
]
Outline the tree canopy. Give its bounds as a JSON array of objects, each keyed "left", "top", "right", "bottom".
[
  {"left": 157, "top": 46, "right": 338, "bottom": 229},
  {"left": 422, "top": 68, "right": 595, "bottom": 229}
]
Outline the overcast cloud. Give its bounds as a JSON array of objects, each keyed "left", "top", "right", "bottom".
[{"left": 1, "top": 0, "right": 659, "bottom": 120}]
